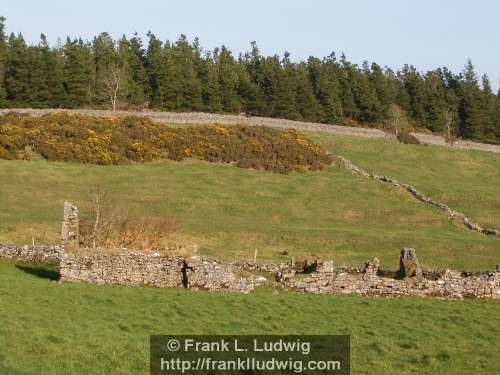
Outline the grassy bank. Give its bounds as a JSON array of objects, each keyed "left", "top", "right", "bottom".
[{"left": 0, "top": 261, "right": 499, "bottom": 374}]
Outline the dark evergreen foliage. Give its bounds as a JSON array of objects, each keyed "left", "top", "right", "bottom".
[{"left": 0, "top": 18, "right": 498, "bottom": 144}]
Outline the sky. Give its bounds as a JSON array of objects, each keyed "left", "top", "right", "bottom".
[{"left": 2, "top": 0, "right": 499, "bottom": 91}]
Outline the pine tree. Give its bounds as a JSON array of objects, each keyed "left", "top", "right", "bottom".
[
  {"left": 216, "top": 46, "right": 242, "bottom": 113},
  {"left": 271, "top": 52, "right": 299, "bottom": 119},
  {"left": 199, "top": 51, "right": 221, "bottom": 112},
  {"left": 309, "top": 53, "right": 343, "bottom": 124},
  {"left": 398, "top": 64, "right": 427, "bottom": 125},
  {"left": 295, "top": 62, "right": 322, "bottom": 121},
  {"left": 458, "top": 59, "right": 483, "bottom": 140},
  {"left": 5, "top": 32, "right": 33, "bottom": 106},
  {"left": 145, "top": 32, "right": 164, "bottom": 107},
  {"left": 421, "top": 71, "right": 447, "bottom": 132},
  {"left": 338, "top": 54, "right": 359, "bottom": 120},
  {"left": 155, "top": 35, "right": 202, "bottom": 111},
  {"left": 352, "top": 61, "right": 382, "bottom": 123},
  {"left": 62, "top": 38, "right": 93, "bottom": 107},
  {"left": 478, "top": 74, "right": 497, "bottom": 142},
  {"left": 123, "top": 33, "right": 148, "bottom": 106},
  {"left": 41, "top": 35, "right": 65, "bottom": 107},
  {"left": 240, "top": 42, "right": 266, "bottom": 115}
]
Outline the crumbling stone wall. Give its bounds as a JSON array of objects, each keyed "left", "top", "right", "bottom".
[
  {"left": 281, "top": 250, "right": 499, "bottom": 299},
  {"left": 284, "top": 266, "right": 499, "bottom": 299},
  {"left": 0, "top": 244, "right": 63, "bottom": 263},
  {"left": 1, "top": 237, "right": 498, "bottom": 298}
]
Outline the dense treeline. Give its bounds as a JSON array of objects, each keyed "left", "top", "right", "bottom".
[{"left": 0, "top": 17, "right": 499, "bottom": 143}]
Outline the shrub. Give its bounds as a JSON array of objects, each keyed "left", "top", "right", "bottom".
[
  {"left": 397, "top": 130, "right": 421, "bottom": 145},
  {"left": 0, "top": 112, "right": 332, "bottom": 174},
  {"left": 78, "top": 187, "right": 179, "bottom": 251}
]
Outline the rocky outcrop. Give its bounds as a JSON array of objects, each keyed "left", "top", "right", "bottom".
[{"left": 335, "top": 156, "right": 500, "bottom": 237}]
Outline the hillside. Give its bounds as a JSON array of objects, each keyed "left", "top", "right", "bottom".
[{"left": 1, "top": 117, "right": 498, "bottom": 270}]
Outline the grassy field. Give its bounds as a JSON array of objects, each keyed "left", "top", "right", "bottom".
[
  {"left": 1, "top": 131, "right": 499, "bottom": 270},
  {"left": 0, "top": 260, "right": 499, "bottom": 375}
]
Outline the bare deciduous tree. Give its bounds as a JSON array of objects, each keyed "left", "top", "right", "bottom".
[
  {"left": 85, "top": 186, "right": 126, "bottom": 248},
  {"left": 388, "top": 104, "right": 403, "bottom": 137},
  {"left": 79, "top": 186, "right": 178, "bottom": 250},
  {"left": 444, "top": 109, "right": 456, "bottom": 145},
  {"left": 101, "top": 63, "right": 126, "bottom": 111}
]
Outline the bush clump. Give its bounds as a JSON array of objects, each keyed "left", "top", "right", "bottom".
[
  {"left": 397, "top": 130, "right": 421, "bottom": 145},
  {"left": 0, "top": 112, "right": 332, "bottom": 174}
]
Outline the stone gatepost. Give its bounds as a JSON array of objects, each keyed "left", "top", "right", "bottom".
[
  {"left": 61, "top": 201, "right": 79, "bottom": 246},
  {"left": 398, "top": 248, "right": 421, "bottom": 278}
]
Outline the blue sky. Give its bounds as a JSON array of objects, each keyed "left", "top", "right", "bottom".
[{"left": 3, "top": 0, "right": 499, "bottom": 90}]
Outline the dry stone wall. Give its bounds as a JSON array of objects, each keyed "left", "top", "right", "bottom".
[
  {"left": 0, "top": 244, "right": 63, "bottom": 263},
  {"left": 279, "top": 249, "right": 499, "bottom": 299},
  {"left": 59, "top": 253, "right": 260, "bottom": 293},
  {"left": 1, "top": 239, "right": 498, "bottom": 298}
]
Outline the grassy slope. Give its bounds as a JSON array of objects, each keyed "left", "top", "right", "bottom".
[
  {"left": 310, "top": 133, "right": 500, "bottom": 229},
  {"left": 0, "top": 261, "right": 499, "bottom": 375},
  {"left": 1, "top": 132, "right": 499, "bottom": 270}
]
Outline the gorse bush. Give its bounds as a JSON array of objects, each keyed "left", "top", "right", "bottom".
[{"left": 0, "top": 112, "right": 332, "bottom": 173}]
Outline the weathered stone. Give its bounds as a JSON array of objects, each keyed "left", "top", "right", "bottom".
[{"left": 61, "top": 202, "right": 79, "bottom": 245}]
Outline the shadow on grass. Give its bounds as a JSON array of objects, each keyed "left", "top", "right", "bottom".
[{"left": 16, "top": 264, "right": 60, "bottom": 281}]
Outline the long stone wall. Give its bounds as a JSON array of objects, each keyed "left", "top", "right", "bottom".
[
  {"left": 0, "top": 244, "right": 63, "bottom": 263},
  {"left": 59, "top": 252, "right": 261, "bottom": 293},
  {"left": 1, "top": 242, "right": 498, "bottom": 299},
  {"left": 58, "top": 249, "right": 499, "bottom": 299}
]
